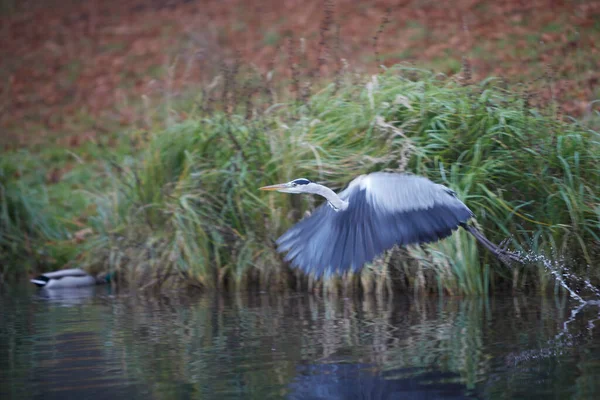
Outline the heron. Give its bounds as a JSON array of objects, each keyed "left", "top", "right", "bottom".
[{"left": 260, "top": 172, "right": 522, "bottom": 277}]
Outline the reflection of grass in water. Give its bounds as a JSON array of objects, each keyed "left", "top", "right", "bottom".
[
  {"left": 92, "top": 294, "right": 586, "bottom": 397},
  {"left": 4, "top": 290, "right": 598, "bottom": 398}
]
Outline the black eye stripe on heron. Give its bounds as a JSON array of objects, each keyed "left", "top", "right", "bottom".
[
  {"left": 260, "top": 172, "right": 524, "bottom": 278},
  {"left": 292, "top": 178, "right": 311, "bottom": 185}
]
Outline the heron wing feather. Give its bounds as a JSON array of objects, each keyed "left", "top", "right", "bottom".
[
  {"left": 276, "top": 173, "right": 474, "bottom": 277},
  {"left": 359, "top": 172, "right": 468, "bottom": 214}
]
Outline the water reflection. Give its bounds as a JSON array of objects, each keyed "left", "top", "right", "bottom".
[
  {"left": 1, "top": 286, "right": 600, "bottom": 399},
  {"left": 33, "top": 286, "right": 101, "bottom": 305},
  {"left": 289, "top": 364, "right": 475, "bottom": 399}
]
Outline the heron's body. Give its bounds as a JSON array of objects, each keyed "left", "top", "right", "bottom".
[
  {"left": 260, "top": 172, "right": 520, "bottom": 277},
  {"left": 31, "top": 268, "right": 106, "bottom": 289}
]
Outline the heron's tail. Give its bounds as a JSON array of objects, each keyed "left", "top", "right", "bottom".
[{"left": 461, "top": 224, "right": 523, "bottom": 265}]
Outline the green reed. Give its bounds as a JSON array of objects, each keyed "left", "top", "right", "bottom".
[{"left": 2, "top": 66, "right": 598, "bottom": 294}]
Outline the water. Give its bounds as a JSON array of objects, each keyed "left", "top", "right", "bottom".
[
  {"left": 516, "top": 250, "right": 600, "bottom": 304},
  {"left": 2, "top": 284, "right": 600, "bottom": 400}
]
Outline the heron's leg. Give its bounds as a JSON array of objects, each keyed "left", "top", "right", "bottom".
[{"left": 462, "top": 224, "right": 524, "bottom": 265}]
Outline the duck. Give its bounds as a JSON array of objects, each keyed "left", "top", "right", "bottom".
[{"left": 30, "top": 268, "right": 110, "bottom": 289}]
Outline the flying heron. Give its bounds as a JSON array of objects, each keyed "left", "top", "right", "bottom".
[{"left": 260, "top": 172, "right": 521, "bottom": 277}]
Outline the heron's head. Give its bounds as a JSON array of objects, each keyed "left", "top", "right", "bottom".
[{"left": 259, "top": 178, "right": 319, "bottom": 194}]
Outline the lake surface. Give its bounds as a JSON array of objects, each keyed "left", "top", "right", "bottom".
[{"left": 2, "top": 284, "right": 600, "bottom": 400}]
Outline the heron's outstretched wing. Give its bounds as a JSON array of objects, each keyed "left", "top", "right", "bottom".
[{"left": 276, "top": 173, "right": 474, "bottom": 277}]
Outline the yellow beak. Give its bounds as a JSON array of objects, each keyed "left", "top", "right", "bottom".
[{"left": 259, "top": 183, "right": 288, "bottom": 191}]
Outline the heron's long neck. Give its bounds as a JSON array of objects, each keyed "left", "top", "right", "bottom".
[{"left": 315, "top": 185, "right": 349, "bottom": 211}]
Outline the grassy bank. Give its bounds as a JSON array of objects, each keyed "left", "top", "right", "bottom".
[
  {"left": 0, "top": 139, "right": 132, "bottom": 277},
  {"left": 2, "top": 66, "right": 599, "bottom": 294}
]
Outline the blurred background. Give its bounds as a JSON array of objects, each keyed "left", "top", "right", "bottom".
[{"left": 2, "top": 0, "right": 599, "bottom": 147}]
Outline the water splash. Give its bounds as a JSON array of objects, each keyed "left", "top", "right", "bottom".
[
  {"left": 504, "top": 249, "right": 600, "bottom": 366},
  {"left": 515, "top": 250, "right": 600, "bottom": 304},
  {"left": 506, "top": 300, "right": 600, "bottom": 366}
]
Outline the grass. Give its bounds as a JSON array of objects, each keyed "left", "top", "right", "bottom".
[
  {"left": 1, "top": 65, "right": 599, "bottom": 295},
  {"left": 0, "top": 139, "right": 131, "bottom": 278}
]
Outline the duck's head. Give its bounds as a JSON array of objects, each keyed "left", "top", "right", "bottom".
[{"left": 96, "top": 271, "right": 115, "bottom": 284}]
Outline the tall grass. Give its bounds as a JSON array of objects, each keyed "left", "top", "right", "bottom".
[
  {"left": 0, "top": 144, "right": 123, "bottom": 279},
  {"left": 1, "top": 65, "right": 598, "bottom": 293},
  {"left": 65, "top": 66, "right": 598, "bottom": 294},
  {"left": 0, "top": 151, "right": 75, "bottom": 277}
]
